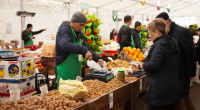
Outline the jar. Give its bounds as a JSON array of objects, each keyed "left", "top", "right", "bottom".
[{"left": 117, "top": 70, "right": 125, "bottom": 82}]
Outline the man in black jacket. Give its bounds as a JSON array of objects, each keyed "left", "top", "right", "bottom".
[
  {"left": 156, "top": 12, "right": 196, "bottom": 110},
  {"left": 22, "top": 24, "right": 46, "bottom": 47},
  {"left": 189, "top": 25, "right": 198, "bottom": 36},
  {"left": 131, "top": 21, "right": 143, "bottom": 50},
  {"left": 118, "top": 15, "right": 134, "bottom": 51}
]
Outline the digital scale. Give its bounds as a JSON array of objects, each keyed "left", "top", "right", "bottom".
[
  {"left": 0, "top": 50, "right": 19, "bottom": 60},
  {"left": 82, "top": 71, "right": 114, "bottom": 83}
]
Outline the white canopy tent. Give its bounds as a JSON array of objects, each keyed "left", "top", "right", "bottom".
[{"left": 0, "top": 0, "right": 200, "bottom": 46}]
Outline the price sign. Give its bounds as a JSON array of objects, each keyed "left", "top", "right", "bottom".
[
  {"left": 35, "top": 68, "right": 39, "bottom": 73},
  {"left": 10, "top": 89, "right": 20, "bottom": 102},
  {"left": 140, "top": 78, "right": 143, "bottom": 90},
  {"left": 109, "top": 92, "right": 113, "bottom": 108},
  {"left": 21, "top": 61, "right": 27, "bottom": 70},
  {"left": 40, "top": 84, "right": 48, "bottom": 96}
]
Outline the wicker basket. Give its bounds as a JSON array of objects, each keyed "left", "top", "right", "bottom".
[{"left": 40, "top": 57, "right": 55, "bottom": 68}]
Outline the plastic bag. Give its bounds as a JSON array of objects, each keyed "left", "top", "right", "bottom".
[
  {"left": 59, "top": 80, "right": 88, "bottom": 100},
  {"left": 87, "top": 60, "right": 108, "bottom": 72}
]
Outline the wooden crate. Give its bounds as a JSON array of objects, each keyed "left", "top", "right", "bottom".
[
  {"left": 88, "top": 83, "right": 131, "bottom": 110},
  {"left": 75, "top": 103, "right": 90, "bottom": 110}
]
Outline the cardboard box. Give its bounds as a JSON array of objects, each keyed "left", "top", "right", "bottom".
[
  {"left": 0, "top": 75, "right": 35, "bottom": 97},
  {"left": 0, "top": 91, "right": 36, "bottom": 102},
  {"left": 0, "top": 57, "right": 35, "bottom": 79}
]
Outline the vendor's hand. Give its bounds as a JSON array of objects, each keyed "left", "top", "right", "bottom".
[
  {"left": 30, "top": 37, "right": 33, "bottom": 39},
  {"left": 85, "top": 50, "right": 93, "bottom": 61},
  {"left": 98, "top": 59, "right": 104, "bottom": 66},
  {"left": 43, "top": 28, "right": 46, "bottom": 31},
  {"left": 137, "top": 62, "right": 144, "bottom": 70},
  {"left": 189, "top": 77, "right": 194, "bottom": 79}
]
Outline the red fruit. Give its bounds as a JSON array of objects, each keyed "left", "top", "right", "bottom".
[
  {"left": 87, "top": 20, "right": 91, "bottom": 23},
  {"left": 21, "top": 54, "right": 25, "bottom": 57},
  {"left": 86, "top": 32, "right": 90, "bottom": 36},
  {"left": 41, "top": 66, "right": 44, "bottom": 69},
  {"left": 35, "top": 60, "right": 39, "bottom": 64},
  {"left": 87, "top": 40, "right": 92, "bottom": 44},
  {"left": 94, "top": 30, "right": 98, "bottom": 34},
  {"left": 39, "top": 64, "right": 42, "bottom": 67},
  {"left": 99, "top": 38, "right": 101, "bottom": 41},
  {"left": 95, "top": 18, "right": 98, "bottom": 22}
]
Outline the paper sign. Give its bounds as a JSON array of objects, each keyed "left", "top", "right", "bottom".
[
  {"left": 9, "top": 45, "right": 13, "bottom": 49},
  {"left": 35, "top": 68, "right": 39, "bottom": 73},
  {"left": 140, "top": 79, "right": 142, "bottom": 90},
  {"left": 112, "top": 10, "right": 117, "bottom": 16},
  {"left": 78, "top": 54, "right": 82, "bottom": 62},
  {"left": 40, "top": 84, "right": 48, "bottom": 96},
  {"left": 109, "top": 92, "right": 113, "bottom": 108},
  {"left": 21, "top": 61, "right": 27, "bottom": 70},
  {"left": 17, "top": 45, "right": 21, "bottom": 48},
  {"left": 10, "top": 89, "right": 20, "bottom": 102},
  {"left": 81, "top": 3, "right": 89, "bottom": 11}
]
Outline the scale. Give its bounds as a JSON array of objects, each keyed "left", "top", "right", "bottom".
[
  {"left": 82, "top": 71, "right": 114, "bottom": 83},
  {"left": 0, "top": 50, "right": 19, "bottom": 60}
]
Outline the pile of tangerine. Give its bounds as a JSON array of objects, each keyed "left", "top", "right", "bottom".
[{"left": 123, "top": 47, "right": 146, "bottom": 62}]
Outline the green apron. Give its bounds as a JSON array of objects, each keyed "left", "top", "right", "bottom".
[
  {"left": 24, "top": 30, "right": 34, "bottom": 47},
  {"left": 121, "top": 24, "right": 135, "bottom": 48},
  {"left": 56, "top": 26, "right": 82, "bottom": 88},
  {"left": 139, "top": 33, "right": 143, "bottom": 50}
]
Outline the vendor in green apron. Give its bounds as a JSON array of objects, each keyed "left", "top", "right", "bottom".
[
  {"left": 56, "top": 12, "right": 103, "bottom": 88},
  {"left": 130, "top": 21, "right": 143, "bottom": 50},
  {"left": 118, "top": 15, "right": 135, "bottom": 51},
  {"left": 22, "top": 24, "right": 46, "bottom": 47}
]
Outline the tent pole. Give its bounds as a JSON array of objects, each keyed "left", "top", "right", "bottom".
[
  {"left": 68, "top": 3, "right": 70, "bottom": 20},
  {"left": 21, "top": 0, "right": 25, "bottom": 47}
]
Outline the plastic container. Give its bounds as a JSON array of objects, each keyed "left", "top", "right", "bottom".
[{"left": 117, "top": 70, "right": 125, "bottom": 82}]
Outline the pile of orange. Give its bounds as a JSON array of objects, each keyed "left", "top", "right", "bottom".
[{"left": 123, "top": 47, "right": 146, "bottom": 62}]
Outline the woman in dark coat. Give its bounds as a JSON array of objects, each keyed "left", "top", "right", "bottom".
[
  {"left": 196, "top": 28, "right": 200, "bottom": 64},
  {"left": 110, "top": 29, "right": 116, "bottom": 40},
  {"left": 137, "top": 18, "right": 180, "bottom": 110}
]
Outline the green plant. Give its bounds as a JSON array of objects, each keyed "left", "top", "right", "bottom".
[
  {"left": 140, "top": 25, "right": 148, "bottom": 49},
  {"left": 81, "top": 14, "right": 103, "bottom": 65}
]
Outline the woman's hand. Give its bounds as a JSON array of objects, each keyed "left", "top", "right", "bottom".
[{"left": 137, "top": 62, "right": 144, "bottom": 70}]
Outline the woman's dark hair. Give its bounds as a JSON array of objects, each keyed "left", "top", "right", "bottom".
[
  {"left": 124, "top": 15, "right": 132, "bottom": 23},
  {"left": 198, "top": 28, "right": 200, "bottom": 31},
  {"left": 135, "top": 21, "right": 141, "bottom": 28}
]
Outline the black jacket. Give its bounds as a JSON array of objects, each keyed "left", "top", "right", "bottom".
[
  {"left": 110, "top": 32, "right": 117, "bottom": 40},
  {"left": 168, "top": 22, "right": 196, "bottom": 78},
  {"left": 22, "top": 29, "right": 43, "bottom": 44},
  {"left": 56, "top": 21, "right": 101, "bottom": 65},
  {"left": 118, "top": 25, "right": 132, "bottom": 51},
  {"left": 196, "top": 35, "right": 200, "bottom": 63},
  {"left": 131, "top": 28, "right": 142, "bottom": 50},
  {"left": 189, "top": 28, "right": 197, "bottom": 36},
  {"left": 143, "top": 35, "right": 180, "bottom": 106}
]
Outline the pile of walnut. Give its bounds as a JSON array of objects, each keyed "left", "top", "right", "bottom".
[
  {"left": 83, "top": 79, "right": 125, "bottom": 99},
  {"left": 106, "top": 59, "right": 138, "bottom": 70},
  {"left": 0, "top": 90, "right": 87, "bottom": 110}
]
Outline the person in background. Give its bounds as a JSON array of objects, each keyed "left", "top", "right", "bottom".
[
  {"left": 110, "top": 29, "right": 116, "bottom": 40},
  {"left": 195, "top": 28, "right": 200, "bottom": 64},
  {"left": 137, "top": 18, "right": 180, "bottom": 110},
  {"left": 118, "top": 15, "right": 134, "bottom": 51},
  {"left": 156, "top": 12, "right": 196, "bottom": 110},
  {"left": 189, "top": 25, "right": 198, "bottom": 36},
  {"left": 131, "top": 21, "right": 143, "bottom": 50},
  {"left": 56, "top": 12, "right": 103, "bottom": 88},
  {"left": 22, "top": 24, "right": 46, "bottom": 47}
]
